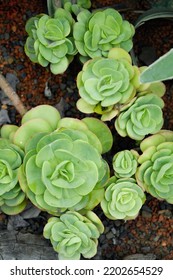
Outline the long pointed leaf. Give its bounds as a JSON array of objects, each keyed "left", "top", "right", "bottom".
[
  {"left": 135, "top": 8, "right": 173, "bottom": 29},
  {"left": 140, "top": 48, "right": 173, "bottom": 83}
]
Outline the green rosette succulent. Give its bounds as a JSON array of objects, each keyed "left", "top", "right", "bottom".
[
  {"left": 113, "top": 149, "right": 139, "bottom": 178},
  {"left": 24, "top": 8, "right": 77, "bottom": 74},
  {"left": 43, "top": 210, "right": 104, "bottom": 259},
  {"left": 115, "top": 93, "right": 164, "bottom": 140},
  {"left": 76, "top": 48, "right": 139, "bottom": 119},
  {"left": 0, "top": 139, "right": 27, "bottom": 215},
  {"left": 136, "top": 130, "right": 173, "bottom": 203},
  {"left": 73, "top": 8, "right": 135, "bottom": 62},
  {"left": 18, "top": 127, "right": 110, "bottom": 215},
  {"left": 101, "top": 176, "right": 146, "bottom": 220}
]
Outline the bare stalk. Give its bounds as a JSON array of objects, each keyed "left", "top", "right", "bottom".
[{"left": 0, "top": 73, "right": 27, "bottom": 116}]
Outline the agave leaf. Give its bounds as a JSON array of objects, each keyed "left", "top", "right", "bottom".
[
  {"left": 140, "top": 48, "right": 173, "bottom": 83},
  {"left": 135, "top": 8, "right": 173, "bottom": 29}
]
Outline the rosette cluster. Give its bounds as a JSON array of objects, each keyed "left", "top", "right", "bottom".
[
  {"left": 43, "top": 211, "right": 104, "bottom": 259},
  {"left": 73, "top": 8, "right": 135, "bottom": 61},
  {"left": 6, "top": 105, "right": 112, "bottom": 216},
  {"left": 136, "top": 130, "right": 173, "bottom": 203},
  {"left": 101, "top": 176, "right": 146, "bottom": 220},
  {"left": 24, "top": 8, "right": 77, "bottom": 74},
  {"left": 0, "top": 139, "right": 27, "bottom": 215}
]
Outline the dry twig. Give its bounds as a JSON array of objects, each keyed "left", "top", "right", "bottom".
[{"left": 0, "top": 73, "right": 27, "bottom": 116}]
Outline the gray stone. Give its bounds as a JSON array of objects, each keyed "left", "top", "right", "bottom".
[{"left": 123, "top": 253, "right": 156, "bottom": 260}]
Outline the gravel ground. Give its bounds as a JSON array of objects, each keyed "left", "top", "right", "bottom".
[{"left": 0, "top": 0, "right": 173, "bottom": 260}]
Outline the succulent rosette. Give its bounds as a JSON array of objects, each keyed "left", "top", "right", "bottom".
[
  {"left": 113, "top": 149, "right": 139, "bottom": 178},
  {"left": 73, "top": 8, "right": 135, "bottom": 62},
  {"left": 0, "top": 138, "right": 27, "bottom": 215},
  {"left": 115, "top": 93, "right": 164, "bottom": 140},
  {"left": 43, "top": 211, "right": 104, "bottom": 259},
  {"left": 18, "top": 126, "right": 111, "bottom": 215},
  {"left": 24, "top": 8, "right": 77, "bottom": 74},
  {"left": 136, "top": 130, "right": 173, "bottom": 203},
  {"left": 101, "top": 176, "right": 146, "bottom": 220},
  {"left": 76, "top": 48, "right": 140, "bottom": 119}
]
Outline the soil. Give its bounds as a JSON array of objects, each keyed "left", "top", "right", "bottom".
[{"left": 0, "top": 0, "right": 173, "bottom": 260}]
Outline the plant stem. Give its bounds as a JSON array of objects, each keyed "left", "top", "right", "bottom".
[{"left": 0, "top": 73, "right": 27, "bottom": 116}]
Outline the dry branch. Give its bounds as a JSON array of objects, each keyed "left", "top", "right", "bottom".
[{"left": 0, "top": 73, "right": 27, "bottom": 116}]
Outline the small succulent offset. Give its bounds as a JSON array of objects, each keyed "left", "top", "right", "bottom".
[
  {"left": 115, "top": 93, "right": 164, "bottom": 140},
  {"left": 73, "top": 8, "right": 135, "bottom": 62},
  {"left": 76, "top": 48, "right": 140, "bottom": 119},
  {"left": 9, "top": 105, "right": 112, "bottom": 215},
  {"left": 113, "top": 149, "right": 139, "bottom": 178},
  {"left": 62, "top": 0, "right": 91, "bottom": 16},
  {"left": 136, "top": 130, "right": 173, "bottom": 203},
  {"left": 24, "top": 8, "right": 77, "bottom": 74},
  {"left": 47, "top": 0, "right": 91, "bottom": 17},
  {"left": 0, "top": 138, "right": 27, "bottom": 215},
  {"left": 101, "top": 176, "right": 146, "bottom": 220},
  {"left": 43, "top": 211, "right": 104, "bottom": 259}
]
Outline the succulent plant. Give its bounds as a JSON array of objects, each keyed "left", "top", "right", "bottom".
[
  {"left": 76, "top": 48, "right": 140, "bottom": 119},
  {"left": 0, "top": 138, "right": 27, "bottom": 215},
  {"left": 13, "top": 105, "right": 112, "bottom": 215},
  {"left": 136, "top": 130, "right": 173, "bottom": 203},
  {"left": 115, "top": 93, "right": 164, "bottom": 140},
  {"left": 101, "top": 176, "right": 146, "bottom": 220},
  {"left": 113, "top": 149, "right": 139, "bottom": 178},
  {"left": 24, "top": 8, "right": 77, "bottom": 74},
  {"left": 43, "top": 210, "right": 104, "bottom": 259},
  {"left": 73, "top": 8, "right": 135, "bottom": 62},
  {"left": 18, "top": 128, "right": 110, "bottom": 215}
]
